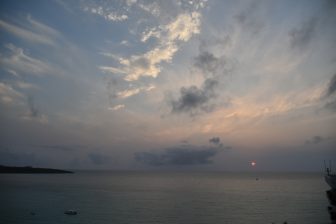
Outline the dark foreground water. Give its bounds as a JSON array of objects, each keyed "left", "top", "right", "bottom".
[{"left": 0, "top": 171, "right": 331, "bottom": 224}]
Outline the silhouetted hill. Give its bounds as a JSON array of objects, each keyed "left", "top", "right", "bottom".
[{"left": 0, "top": 165, "right": 73, "bottom": 174}]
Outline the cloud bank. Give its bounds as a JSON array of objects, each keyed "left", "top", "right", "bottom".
[{"left": 135, "top": 137, "right": 229, "bottom": 166}]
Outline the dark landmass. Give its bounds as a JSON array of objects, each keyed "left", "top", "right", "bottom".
[{"left": 0, "top": 165, "right": 73, "bottom": 174}]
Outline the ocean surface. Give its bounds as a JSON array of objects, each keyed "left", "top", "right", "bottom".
[{"left": 0, "top": 171, "right": 332, "bottom": 224}]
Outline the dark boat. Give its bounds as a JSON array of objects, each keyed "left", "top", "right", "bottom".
[
  {"left": 64, "top": 210, "right": 77, "bottom": 215},
  {"left": 325, "top": 161, "right": 336, "bottom": 223}
]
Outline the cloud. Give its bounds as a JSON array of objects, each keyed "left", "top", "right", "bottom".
[
  {"left": 88, "top": 153, "right": 109, "bottom": 165},
  {"left": 101, "top": 44, "right": 178, "bottom": 81},
  {"left": 171, "top": 78, "right": 218, "bottom": 115},
  {"left": 100, "top": 12, "right": 201, "bottom": 81},
  {"left": 0, "top": 44, "right": 54, "bottom": 77},
  {"left": 141, "top": 27, "right": 161, "bottom": 42},
  {"left": 194, "top": 51, "right": 234, "bottom": 76},
  {"left": 177, "top": 0, "right": 207, "bottom": 11},
  {"left": 15, "top": 81, "right": 39, "bottom": 90},
  {"left": 0, "top": 82, "right": 24, "bottom": 104},
  {"left": 116, "top": 85, "right": 155, "bottom": 99},
  {"left": 108, "top": 104, "right": 125, "bottom": 111},
  {"left": 54, "top": 0, "right": 75, "bottom": 14},
  {"left": 0, "top": 83, "right": 47, "bottom": 122},
  {"left": 233, "top": 1, "right": 265, "bottom": 35},
  {"left": 325, "top": 99, "right": 336, "bottom": 111},
  {"left": 104, "top": 78, "right": 155, "bottom": 106},
  {"left": 27, "top": 96, "right": 39, "bottom": 118},
  {"left": 289, "top": 17, "right": 318, "bottom": 49},
  {"left": 169, "top": 43, "right": 235, "bottom": 116},
  {"left": 209, "top": 137, "right": 220, "bottom": 145},
  {"left": 26, "top": 15, "right": 61, "bottom": 38},
  {"left": 165, "top": 12, "right": 201, "bottom": 41},
  {"left": 0, "top": 16, "right": 60, "bottom": 46},
  {"left": 138, "top": 1, "right": 160, "bottom": 17},
  {"left": 326, "top": 73, "right": 336, "bottom": 97},
  {"left": 194, "top": 51, "right": 220, "bottom": 74},
  {"left": 135, "top": 146, "right": 219, "bottom": 166},
  {"left": 208, "top": 137, "right": 231, "bottom": 149},
  {"left": 135, "top": 137, "right": 231, "bottom": 166},
  {"left": 305, "top": 135, "right": 328, "bottom": 145},
  {"left": 0, "top": 20, "right": 53, "bottom": 45},
  {"left": 21, "top": 96, "right": 48, "bottom": 123},
  {"left": 323, "top": 74, "right": 336, "bottom": 112},
  {"left": 101, "top": 9, "right": 202, "bottom": 109},
  {"left": 83, "top": 5, "right": 128, "bottom": 21}
]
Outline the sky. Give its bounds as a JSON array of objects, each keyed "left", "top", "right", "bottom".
[{"left": 0, "top": 0, "right": 335, "bottom": 171}]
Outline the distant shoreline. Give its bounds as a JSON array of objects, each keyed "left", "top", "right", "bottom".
[{"left": 0, "top": 165, "right": 73, "bottom": 174}]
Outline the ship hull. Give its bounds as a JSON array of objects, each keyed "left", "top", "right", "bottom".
[{"left": 325, "top": 175, "right": 336, "bottom": 190}]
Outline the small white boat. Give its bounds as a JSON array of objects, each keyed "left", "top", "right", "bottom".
[{"left": 64, "top": 210, "right": 77, "bottom": 215}]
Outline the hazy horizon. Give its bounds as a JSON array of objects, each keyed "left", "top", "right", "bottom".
[{"left": 1, "top": 0, "right": 335, "bottom": 172}]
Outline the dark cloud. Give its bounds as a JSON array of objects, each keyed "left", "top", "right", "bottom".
[
  {"left": 171, "top": 78, "right": 218, "bottom": 115},
  {"left": 135, "top": 138, "right": 232, "bottom": 167},
  {"left": 289, "top": 18, "right": 318, "bottom": 49},
  {"left": 326, "top": 73, "right": 336, "bottom": 97},
  {"left": 169, "top": 42, "right": 235, "bottom": 116},
  {"left": 233, "top": 1, "right": 265, "bottom": 35},
  {"left": 198, "top": 36, "right": 231, "bottom": 53},
  {"left": 194, "top": 51, "right": 235, "bottom": 76},
  {"left": 305, "top": 135, "right": 331, "bottom": 145},
  {"left": 208, "top": 137, "right": 232, "bottom": 149},
  {"left": 106, "top": 78, "right": 124, "bottom": 103},
  {"left": 323, "top": 74, "right": 336, "bottom": 111},
  {"left": 325, "top": 99, "right": 336, "bottom": 111},
  {"left": 135, "top": 146, "right": 219, "bottom": 166},
  {"left": 27, "top": 96, "right": 39, "bottom": 118},
  {"left": 209, "top": 137, "right": 220, "bottom": 145},
  {"left": 180, "top": 140, "right": 189, "bottom": 144},
  {"left": 194, "top": 51, "right": 221, "bottom": 75},
  {"left": 88, "top": 153, "right": 109, "bottom": 165}
]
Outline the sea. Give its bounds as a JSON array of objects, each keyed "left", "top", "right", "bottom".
[{"left": 0, "top": 171, "right": 332, "bottom": 224}]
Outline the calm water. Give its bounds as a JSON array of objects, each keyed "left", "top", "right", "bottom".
[{"left": 0, "top": 171, "right": 331, "bottom": 224}]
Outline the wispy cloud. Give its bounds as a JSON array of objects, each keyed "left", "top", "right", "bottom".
[
  {"left": 116, "top": 85, "right": 155, "bottom": 99},
  {"left": 0, "top": 82, "right": 24, "bottom": 104},
  {"left": 27, "top": 15, "right": 61, "bottom": 37},
  {"left": 0, "top": 18, "right": 57, "bottom": 46},
  {"left": 0, "top": 44, "right": 55, "bottom": 77},
  {"left": 138, "top": 1, "right": 160, "bottom": 17},
  {"left": 83, "top": 6, "right": 128, "bottom": 21},
  {"left": 15, "top": 81, "right": 39, "bottom": 90},
  {"left": 101, "top": 11, "right": 201, "bottom": 81},
  {"left": 108, "top": 104, "right": 125, "bottom": 111},
  {"left": 0, "top": 82, "right": 47, "bottom": 123},
  {"left": 289, "top": 17, "right": 318, "bottom": 50}
]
